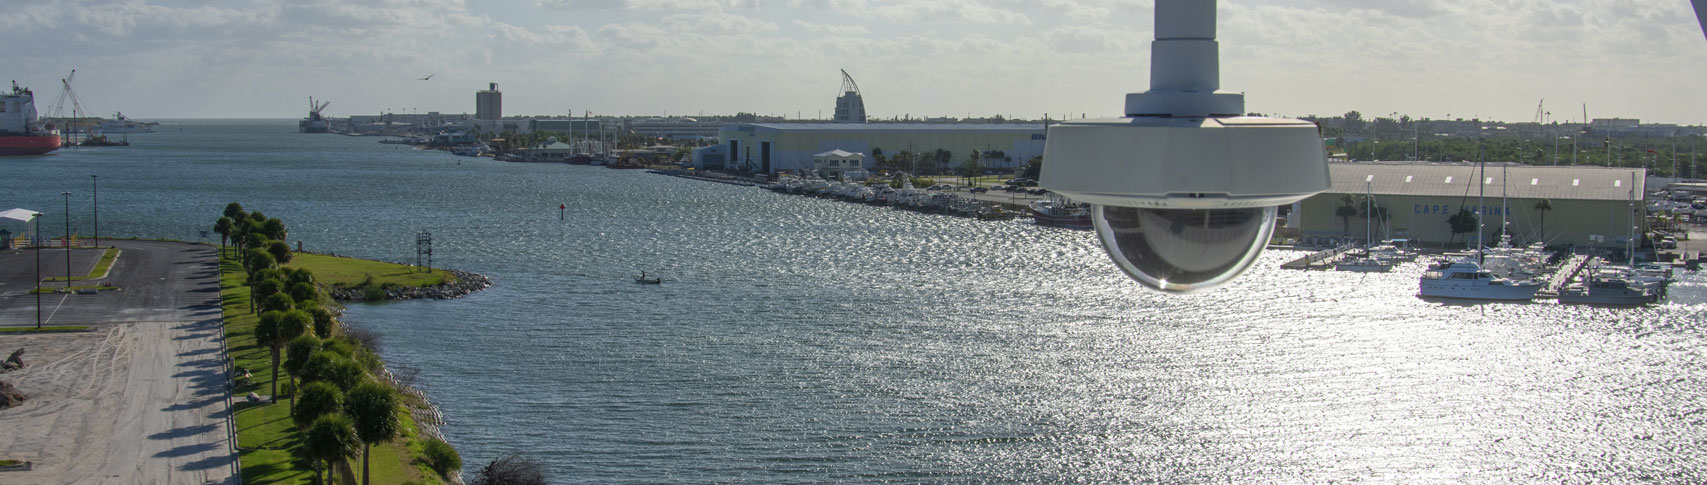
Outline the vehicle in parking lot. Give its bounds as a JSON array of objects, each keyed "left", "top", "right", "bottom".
[{"left": 970, "top": 187, "right": 988, "bottom": 193}]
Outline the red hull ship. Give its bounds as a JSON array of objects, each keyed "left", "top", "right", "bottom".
[{"left": 1, "top": 81, "right": 61, "bottom": 156}]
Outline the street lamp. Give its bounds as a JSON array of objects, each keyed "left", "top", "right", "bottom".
[
  {"left": 62, "top": 191, "right": 72, "bottom": 288},
  {"left": 34, "top": 213, "right": 41, "bottom": 329},
  {"left": 91, "top": 175, "right": 98, "bottom": 248}
]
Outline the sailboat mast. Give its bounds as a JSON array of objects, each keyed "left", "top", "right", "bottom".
[
  {"left": 1365, "top": 180, "right": 1372, "bottom": 247},
  {"left": 1477, "top": 142, "right": 1486, "bottom": 264},
  {"left": 1627, "top": 172, "right": 1636, "bottom": 267}
]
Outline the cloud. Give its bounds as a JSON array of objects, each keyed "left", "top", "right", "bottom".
[
  {"left": 535, "top": 0, "right": 760, "bottom": 11},
  {"left": 663, "top": 12, "right": 779, "bottom": 32},
  {"left": 791, "top": 19, "right": 869, "bottom": 35}
]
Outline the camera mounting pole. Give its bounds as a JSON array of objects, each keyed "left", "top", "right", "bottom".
[
  {"left": 1038, "top": 0, "right": 1332, "bottom": 293},
  {"left": 1127, "top": 0, "right": 1243, "bottom": 118}
]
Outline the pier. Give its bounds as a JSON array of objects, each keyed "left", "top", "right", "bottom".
[
  {"left": 1538, "top": 254, "right": 1593, "bottom": 297},
  {"left": 1280, "top": 245, "right": 1356, "bottom": 270}
]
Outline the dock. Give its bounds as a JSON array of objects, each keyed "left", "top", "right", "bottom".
[
  {"left": 1280, "top": 245, "right": 1356, "bottom": 270},
  {"left": 1537, "top": 254, "right": 1593, "bottom": 297}
]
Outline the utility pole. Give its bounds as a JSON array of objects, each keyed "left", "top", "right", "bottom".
[
  {"left": 34, "top": 214, "right": 41, "bottom": 329},
  {"left": 62, "top": 192, "right": 72, "bottom": 288},
  {"left": 91, "top": 175, "right": 99, "bottom": 248}
]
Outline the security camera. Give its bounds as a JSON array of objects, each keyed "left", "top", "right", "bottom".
[{"left": 1041, "top": 0, "right": 1330, "bottom": 293}]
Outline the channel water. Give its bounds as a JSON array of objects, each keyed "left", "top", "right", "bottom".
[{"left": 7, "top": 120, "right": 1707, "bottom": 482}]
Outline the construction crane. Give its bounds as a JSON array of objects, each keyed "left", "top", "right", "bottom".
[
  {"left": 47, "top": 69, "right": 81, "bottom": 120},
  {"left": 45, "top": 70, "right": 90, "bottom": 141},
  {"left": 1532, "top": 98, "right": 1546, "bottom": 124}
]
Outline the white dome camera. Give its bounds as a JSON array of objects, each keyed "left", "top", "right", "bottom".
[{"left": 1041, "top": 0, "right": 1330, "bottom": 293}]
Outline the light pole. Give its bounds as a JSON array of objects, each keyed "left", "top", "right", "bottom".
[
  {"left": 62, "top": 191, "right": 72, "bottom": 288},
  {"left": 34, "top": 213, "right": 41, "bottom": 329},
  {"left": 91, "top": 175, "right": 99, "bottom": 248}
]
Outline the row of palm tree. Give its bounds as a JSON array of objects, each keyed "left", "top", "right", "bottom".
[{"left": 221, "top": 204, "right": 411, "bottom": 485}]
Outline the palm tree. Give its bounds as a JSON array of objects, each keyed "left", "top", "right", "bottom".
[
  {"left": 214, "top": 217, "right": 233, "bottom": 256},
  {"left": 256, "top": 310, "right": 312, "bottom": 399},
  {"left": 346, "top": 382, "right": 402, "bottom": 485},
  {"left": 1334, "top": 194, "right": 1359, "bottom": 237},
  {"left": 1533, "top": 198, "right": 1553, "bottom": 245},
  {"left": 295, "top": 381, "right": 343, "bottom": 429},
  {"left": 284, "top": 335, "right": 320, "bottom": 415},
  {"left": 303, "top": 413, "right": 359, "bottom": 485}
]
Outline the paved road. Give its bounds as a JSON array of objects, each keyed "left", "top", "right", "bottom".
[{"left": 0, "top": 240, "right": 236, "bottom": 484}]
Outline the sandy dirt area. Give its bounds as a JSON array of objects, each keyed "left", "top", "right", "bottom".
[{"left": 0, "top": 241, "right": 234, "bottom": 485}]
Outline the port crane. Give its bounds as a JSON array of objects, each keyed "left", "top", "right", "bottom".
[
  {"left": 44, "top": 70, "right": 91, "bottom": 144},
  {"left": 307, "top": 97, "right": 330, "bottom": 121}
]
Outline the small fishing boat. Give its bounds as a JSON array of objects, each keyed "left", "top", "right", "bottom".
[{"left": 635, "top": 271, "right": 662, "bottom": 284}]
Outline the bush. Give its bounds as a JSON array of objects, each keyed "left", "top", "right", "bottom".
[
  {"left": 362, "top": 284, "right": 387, "bottom": 302},
  {"left": 307, "top": 306, "right": 337, "bottom": 337},
  {"left": 420, "top": 438, "right": 461, "bottom": 478}
]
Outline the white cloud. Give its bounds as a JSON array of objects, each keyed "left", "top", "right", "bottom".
[
  {"left": 791, "top": 19, "right": 869, "bottom": 35},
  {"left": 0, "top": 0, "right": 1700, "bottom": 123},
  {"left": 663, "top": 12, "right": 779, "bottom": 32}
]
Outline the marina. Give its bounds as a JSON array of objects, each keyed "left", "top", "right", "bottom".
[{"left": 6, "top": 120, "right": 1707, "bottom": 483}]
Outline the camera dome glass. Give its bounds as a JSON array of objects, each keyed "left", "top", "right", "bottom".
[{"left": 1093, "top": 205, "right": 1277, "bottom": 293}]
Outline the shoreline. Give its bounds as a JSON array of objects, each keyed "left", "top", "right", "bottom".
[{"left": 326, "top": 268, "right": 493, "bottom": 302}]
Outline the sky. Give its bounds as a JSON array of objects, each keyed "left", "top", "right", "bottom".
[{"left": 4, "top": 0, "right": 1706, "bottom": 124}]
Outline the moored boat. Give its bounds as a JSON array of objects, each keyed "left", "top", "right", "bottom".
[
  {"left": 1, "top": 82, "right": 62, "bottom": 156},
  {"left": 1029, "top": 198, "right": 1091, "bottom": 229},
  {"left": 1557, "top": 269, "right": 1655, "bottom": 306},
  {"left": 1418, "top": 258, "right": 1543, "bottom": 301}
]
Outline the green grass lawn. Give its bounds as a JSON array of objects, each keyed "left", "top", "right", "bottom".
[
  {"left": 224, "top": 255, "right": 314, "bottom": 485},
  {"left": 43, "top": 247, "right": 120, "bottom": 282},
  {"left": 284, "top": 253, "right": 458, "bottom": 289},
  {"left": 223, "top": 252, "right": 449, "bottom": 485},
  {"left": 30, "top": 284, "right": 117, "bottom": 294}
]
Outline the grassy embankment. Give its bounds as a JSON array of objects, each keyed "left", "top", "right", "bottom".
[
  {"left": 43, "top": 247, "right": 120, "bottom": 282},
  {"left": 222, "top": 251, "right": 455, "bottom": 484},
  {"left": 31, "top": 247, "right": 121, "bottom": 293},
  {"left": 284, "top": 253, "right": 459, "bottom": 292}
]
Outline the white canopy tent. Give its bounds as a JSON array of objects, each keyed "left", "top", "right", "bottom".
[
  {"left": 0, "top": 208, "right": 42, "bottom": 248},
  {"left": 0, "top": 208, "right": 41, "bottom": 224}
]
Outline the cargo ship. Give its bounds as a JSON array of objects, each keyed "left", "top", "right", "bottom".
[
  {"left": 299, "top": 97, "right": 331, "bottom": 133},
  {"left": 0, "top": 81, "right": 62, "bottom": 156}
]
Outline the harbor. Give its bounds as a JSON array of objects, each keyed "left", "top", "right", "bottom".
[{"left": 5, "top": 120, "right": 1707, "bottom": 482}]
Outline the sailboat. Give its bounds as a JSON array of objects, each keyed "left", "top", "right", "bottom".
[
  {"left": 1560, "top": 173, "right": 1658, "bottom": 305},
  {"left": 1418, "top": 155, "right": 1541, "bottom": 300},
  {"left": 1335, "top": 178, "right": 1395, "bottom": 272}
]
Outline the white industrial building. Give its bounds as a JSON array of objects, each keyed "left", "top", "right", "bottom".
[
  {"left": 1297, "top": 161, "right": 1648, "bottom": 249},
  {"left": 692, "top": 123, "right": 1045, "bottom": 176}
]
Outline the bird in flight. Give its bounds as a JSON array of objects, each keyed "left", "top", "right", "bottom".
[{"left": 418, "top": 73, "right": 436, "bottom": 81}]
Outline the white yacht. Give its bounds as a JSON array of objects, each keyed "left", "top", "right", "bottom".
[
  {"left": 1418, "top": 259, "right": 1542, "bottom": 301},
  {"left": 97, "top": 112, "right": 154, "bottom": 133},
  {"left": 1334, "top": 256, "right": 1394, "bottom": 272}
]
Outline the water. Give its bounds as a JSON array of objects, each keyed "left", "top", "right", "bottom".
[{"left": 8, "top": 120, "right": 1707, "bottom": 482}]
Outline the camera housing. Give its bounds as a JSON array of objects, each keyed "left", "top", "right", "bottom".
[{"left": 1040, "top": 0, "right": 1330, "bottom": 293}]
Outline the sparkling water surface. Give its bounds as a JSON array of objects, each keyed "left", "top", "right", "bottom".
[{"left": 7, "top": 120, "right": 1707, "bottom": 483}]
